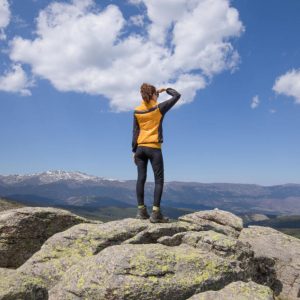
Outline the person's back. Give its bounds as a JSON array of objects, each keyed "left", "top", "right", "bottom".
[{"left": 132, "top": 87, "right": 181, "bottom": 153}]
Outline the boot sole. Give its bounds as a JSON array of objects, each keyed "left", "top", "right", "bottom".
[{"left": 149, "top": 218, "right": 169, "bottom": 223}]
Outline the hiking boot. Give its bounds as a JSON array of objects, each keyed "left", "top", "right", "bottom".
[
  {"left": 149, "top": 209, "right": 169, "bottom": 223},
  {"left": 136, "top": 205, "right": 150, "bottom": 219}
]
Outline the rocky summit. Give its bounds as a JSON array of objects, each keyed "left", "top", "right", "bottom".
[{"left": 0, "top": 206, "right": 299, "bottom": 300}]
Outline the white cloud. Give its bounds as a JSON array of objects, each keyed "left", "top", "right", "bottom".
[
  {"left": 273, "top": 69, "right": 300, "bottom": 104},
  {"left": 138, "top": 0, "right": 244, "bottom": 77},
  {"left": 7, "top": 0, "right": 244, "bottom": 111},
  {"left": 128, "top": 0, "right": 143, "bottom": 4},
  {"left": 251, "top": 95, "right": 259, "bottom": 109},
  {"left": 0, "top": 63, "right": 35, "bottom": 96},
  {"left": 0, "top": 0, "right": 11, "bottom": 40},
  {"left": 11, "top": 14, "right": 29, "bottom": 29},
  {"left": 129, "top": 14, "right": 144, "bottom": 27}
]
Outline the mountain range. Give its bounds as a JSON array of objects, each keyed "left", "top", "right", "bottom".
[{"left": 1, "top": 170, "right": 300, "bottom": 215}]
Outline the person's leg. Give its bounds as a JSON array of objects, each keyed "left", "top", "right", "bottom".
[
  {"left": 149, "top": 148, "right": 164, "bottom": 208},
  {"left": 134, "top": 147, "right": 148, "bottom": 206}
]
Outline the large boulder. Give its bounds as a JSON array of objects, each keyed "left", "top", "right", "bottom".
[
  {"left": 178, "top": 208, "right": 243, "bottom": 238},
  {"left": 48, "top": 243, "right": 256, "bottom": 300},
  {"left": 17, "top": 217, "right": 251, "bottom": 292},
  {"left": 186, "top": 280, "right": 275, "bottom": 300},
  {"left": 239, "top": 225, "right": 300, "bottom": 300},
  {"left": 1, "top": 207, "right": 296, "bottom": 299},
  {"left": 0, "top": 206, "right": 98, "bottom": 268},
  {"left": 17, "top": 219, "right": 151, "bottom": 289}
]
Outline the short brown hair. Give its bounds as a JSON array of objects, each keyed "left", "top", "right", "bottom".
[{"left": 140, "top": 83, "right": 156, "bottom": 103}]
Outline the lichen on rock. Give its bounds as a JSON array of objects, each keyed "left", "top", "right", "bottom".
[
  {"left": 0, "top": 207, "right": 298, "bottom": 300},
  {"left": 0, "top": 206, "right": 97, "bottom": 268}
]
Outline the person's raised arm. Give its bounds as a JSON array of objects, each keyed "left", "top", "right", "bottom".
[{"left": 158, "top": 87, "right": 181, "bottom": 115}]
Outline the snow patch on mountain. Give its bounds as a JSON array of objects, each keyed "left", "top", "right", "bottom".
[{"left": 0, "top": 170, "right": 125, "bottom": 185}]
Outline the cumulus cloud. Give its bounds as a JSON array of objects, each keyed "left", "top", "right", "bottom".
[
  {"left": 273, "top": 69, "right": 300, "bottom": 104},
  {"left": 0, "top": 0, "right": 11, "bottom": 40},
  {"left": 250, "top": 95, "right": 259, "bottom": 109},
  {"left": 0, "top": 63, "right": 35, "bottom": 96},
  {"left": 7, "top": 0, "right": 244, "bottom": 111}
]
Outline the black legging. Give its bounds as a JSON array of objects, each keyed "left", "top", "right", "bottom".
[{"left": 134, "top": 146, "right": 164, "bottom": 207}]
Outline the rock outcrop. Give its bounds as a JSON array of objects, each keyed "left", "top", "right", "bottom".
[
  {"left": 239, "top": 225, "right": 300, "bottom": 300},
  {"left": 0, "top": 206, "right": 299, "bottom": 299},
  {"left": 0, "top": 207, "right": 100, "bottom": 268},
  {"left": 48, "top": 242, "right": 252, "bottom": 299}
]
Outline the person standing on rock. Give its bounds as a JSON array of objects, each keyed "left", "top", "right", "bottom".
[{"left": 132, "top": 83, "right": 181, "bottom": 223}]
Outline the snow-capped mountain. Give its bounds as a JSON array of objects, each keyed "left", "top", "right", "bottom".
[
  {"left": 0, "top": 170, "right": 300, "bottom": 215},
  {"left": 0, "top": 170, "right": 125, "bottom": 185}
]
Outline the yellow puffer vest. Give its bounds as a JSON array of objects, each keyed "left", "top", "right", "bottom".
[
  {"left": 132, "top": 87, "right": 181, "bottom": 153},
  {"left": 133, "top": 99, "right": 162, "bottom": 149}
]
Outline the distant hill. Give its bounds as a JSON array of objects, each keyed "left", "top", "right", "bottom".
[
  {"left": 0, "top": 194, "right": 194, "bottom": 223},
  {"left": 1, "top": 170, "right": 300, "bottom": 215},
  {"left": 244, "top": 214, "right": 300, "bottom": 228},
  {"left": 0, "top": 197, "right": 26, "bottom": 212},
  {"left": 1, "top": 194, "right": 300, "bottom": 240},
  {"left": 240, "top": 212, "right": 300, "bottom": 239},
  {"left": 54, "top": 204, "right": 195, "bottom": 222},
  {"left": 240, "top": 213, "right": 271, "bottom": 223},
  {"left": 1, "top": 170, "right": 300, "bottom": 239}
]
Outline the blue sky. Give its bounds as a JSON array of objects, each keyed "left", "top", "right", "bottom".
[{"left": 0, "top": 0, "right": 299, "bottom": 185}]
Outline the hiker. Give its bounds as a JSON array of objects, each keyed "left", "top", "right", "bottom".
[{"left": 132, "top": 83, "right": 181, "bottom": 223}]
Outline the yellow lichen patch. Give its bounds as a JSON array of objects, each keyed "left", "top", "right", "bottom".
[
  {"left": 21, "top": 275, "right": 46, "bottom": 287},
  {"left": 77, "top": 276, "right": 85, "bottom": 289},
  {"left": 161, "top": 265, "right": 169, "bottom": 272},
  {"left": 211, "top": 233, "right": 224, "bottom": 241},
  {"left": 148, "top": 276, "right": 159, "bottom": 283}
]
